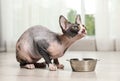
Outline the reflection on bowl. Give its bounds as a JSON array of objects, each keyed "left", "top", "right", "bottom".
[{"left": 69, "top": 58, "right": 97, "bottom": 72}]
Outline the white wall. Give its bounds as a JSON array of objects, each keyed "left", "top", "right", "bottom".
[
  {"left": 109, "top": 0, "right": 120, "bottom": 51},
  {"left": 95, "top": 0, "right": 120, "bottom": 51},
  {"left": 1, "top": 0, "right": 120, "bottom": 52},
  {"left": 0, "top": 0, "right": 85, "bottom": 52},
  {"left": 1, "top": 0, "right": 67, "bottom": 52}
]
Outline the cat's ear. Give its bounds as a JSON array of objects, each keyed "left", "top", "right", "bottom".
[
  {"left": 75, "top": 15, "right": 82, "bottom": 24},
  {"left": 59, "top": 15, "right": 68, "bottom": 32}
]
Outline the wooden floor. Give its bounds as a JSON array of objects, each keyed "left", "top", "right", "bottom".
[{"left": 0, "top": 51, "right": 120, "bottom": 81}]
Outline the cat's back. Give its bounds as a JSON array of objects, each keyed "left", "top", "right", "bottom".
[{"left": 19, "top": 25, "right": 59, "bottom": 42}]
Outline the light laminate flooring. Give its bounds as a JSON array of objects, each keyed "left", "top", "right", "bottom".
[{"left": 0, "top": 51, "right": 120, "bottom": 81}]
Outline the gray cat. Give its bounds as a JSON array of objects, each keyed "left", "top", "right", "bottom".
[{"left": 16, "top": 15, "right": 87, "bottom": 71}]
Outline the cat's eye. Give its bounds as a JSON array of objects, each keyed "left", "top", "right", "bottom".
[
  {"left": 72, "top": 26, "right": 79, "bottom": 30},
  {"left": 82, "top": 25, "right": 87, "bottom": 30}
]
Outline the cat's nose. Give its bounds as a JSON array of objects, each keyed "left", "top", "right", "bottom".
[{"left": 82, "top": 29, "right": 85, "bottom": 33}]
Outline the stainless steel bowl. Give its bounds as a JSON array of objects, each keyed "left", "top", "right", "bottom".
[{"left": 69, "top": 58, "right": 97, "bottom": 72}]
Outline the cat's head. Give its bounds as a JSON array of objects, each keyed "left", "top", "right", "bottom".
[{"left": 59, "top": 15, "right": 87, "bottom": 38}]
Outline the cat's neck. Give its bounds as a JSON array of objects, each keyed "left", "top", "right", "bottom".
[{"left": 59, "top": 34, "right": 78, "bottom": 49}]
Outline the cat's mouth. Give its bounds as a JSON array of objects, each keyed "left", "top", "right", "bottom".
[
  {"left": 78, "top": 30, "right": 87, "bottom": 37},
  {"left": 82, "top": 29, "right": 85, "bottom": 33},
  {"left": 81, "top": 28, "right": 87, "bottom": 35},
  {"left": 79, "top": 24, "right": 87, "bottom": 35}
]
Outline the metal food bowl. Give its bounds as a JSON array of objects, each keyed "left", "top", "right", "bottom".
[{"left": 68, "top": 58, "right": 97, "bottom": 72}]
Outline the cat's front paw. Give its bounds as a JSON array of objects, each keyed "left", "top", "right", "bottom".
[{"left": 48, "top": 64, "right": 57, "bottom": 71}]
